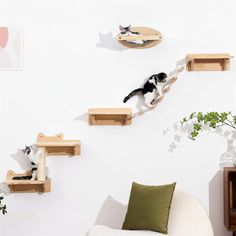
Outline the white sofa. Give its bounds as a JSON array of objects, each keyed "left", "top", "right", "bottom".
[{"left": 87, "top": 189, "right": 214, "bottom": 236}]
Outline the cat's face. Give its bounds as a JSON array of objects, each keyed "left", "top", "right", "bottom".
[
  {"left": 21, "top": 145, "right": 36, "bottom": 157},
  {"left": 119, "top": 25, "right": 132, "bottom": 34},
  {"left": 157, "top": 72, "right": 167, "bottom": 83},
  {"left": 150, "top": 73, "right": 167, "bottom": 85}
]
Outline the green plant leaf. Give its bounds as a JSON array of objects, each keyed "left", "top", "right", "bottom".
[
  {"left": 180, "top": 111, "right": 236, "bottom": 141},
  {"left": 197, "top": 112, "right": 203, "bottom": 122}
]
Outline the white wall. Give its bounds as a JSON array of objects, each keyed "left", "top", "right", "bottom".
[{"left": 0, "top": 0, "right": 236, "bottom": 235}]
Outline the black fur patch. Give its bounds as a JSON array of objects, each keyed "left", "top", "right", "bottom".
[{"left": 13, "top": 176, "right": 32, "bottom": 180}]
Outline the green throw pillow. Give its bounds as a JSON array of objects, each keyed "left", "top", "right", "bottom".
[{"left": 122, "top": 182, "right": 176, "bottom": 234}]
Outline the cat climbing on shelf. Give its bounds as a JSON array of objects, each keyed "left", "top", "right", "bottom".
[
  {"left": 119, "top": 25, "right": 148, "bottom": 45},
  {"left": 13, "top": 145, "right": 42, "bottom": 181},
  {"left": 123, "top": 72, "right": 168, "bottom": 105}
]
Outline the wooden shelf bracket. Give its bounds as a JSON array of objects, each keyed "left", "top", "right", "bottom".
[
  {"left": 186, "top": 53, "right": 233, "bottom": 71},
  {"left": 36, "top": 133, "right": 81, "bottom": 156},
  {"left": 88, "top": 108, "right": 132, "bottom": 126},
  {"left": 7, "top": 170, "right": 51, "bottom": 193}
]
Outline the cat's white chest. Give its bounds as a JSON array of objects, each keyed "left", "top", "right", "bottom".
[
  {"left": 28, "top": 149, "right": 42, "bottom": 164},
  {"left": 125, "top": 32, "right": 144, "bottom": 45},
  {"left": 144, "top": 92, "right": 155, "bottom": 105}
]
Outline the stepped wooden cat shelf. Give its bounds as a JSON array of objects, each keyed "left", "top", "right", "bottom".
[
  {"left": 6, "top": 133, "right": 81, "bottom": 193},
  {"left": 88, "top": 108, "right": 132, "bottom": 126},
  {"left": 7, "top": 170, "right": 51, "bottom": 193},
  {"left": 186, "top": 53, "right": 233, "bottom": 71},
  {"left": 116, "top": 26, "right": 162, "bottom": 49}
]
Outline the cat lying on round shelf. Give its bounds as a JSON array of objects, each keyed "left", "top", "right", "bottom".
[
  {"left": 119, "top": 25, "right": 148, "bottom": 45},
  {"left": 123, "top": 72, "right": 167, "bottom": 106},
  {"left": 13, "top": 145, "right": 43, "bottom": 181}
]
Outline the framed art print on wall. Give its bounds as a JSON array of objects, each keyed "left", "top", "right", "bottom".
[{"left": 0, "top": 27, "right": 23, "bottom": 70}]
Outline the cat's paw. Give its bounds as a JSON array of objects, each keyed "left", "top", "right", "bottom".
[
  {"left": 177, "top": 66, "right": 185, "bottom": 73},
  {"left": 151, "top": 96, "right": 164, "bottom": 105},
  {"left": 150, "top": 99, "right": 156, "bottom": 106}
]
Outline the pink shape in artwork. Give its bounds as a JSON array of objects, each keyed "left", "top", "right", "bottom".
[{"left": 0, "top": 27, "right": 9, "bottom": 48}]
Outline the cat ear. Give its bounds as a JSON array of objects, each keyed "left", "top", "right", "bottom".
[
  {"left": 21, "top": 148, "right": 26, "bottom": 154},
  {"left": 128, "top": 25, "right": 131, "bottom": 30},
  {"left": 119, "top": 25, "right": 123, "bottom": 31},
  {"left": 157, "top": 72, "right": 168, "bottom": 82}
]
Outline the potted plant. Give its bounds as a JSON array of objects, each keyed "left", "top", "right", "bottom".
[
  {"left": 0, "top": 190, "right": 7, "bottom": 215},
  {"left": 181, "top": 111, "right": 236, "bottom": 166}
]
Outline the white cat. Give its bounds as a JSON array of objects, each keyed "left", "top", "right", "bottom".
[
  {"left": 13, "top": 145, "right": 42, "bottom": 180},
  {"left": 119, "top": 25, "right": 148, "bottom": 45}
]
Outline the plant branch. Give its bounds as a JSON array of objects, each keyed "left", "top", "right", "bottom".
[
  {"left": 223, "top": 121, "right": 236, "bottom": 130},
  {"left": 180, "top": 112, "right": 236, "bottom": 140}
]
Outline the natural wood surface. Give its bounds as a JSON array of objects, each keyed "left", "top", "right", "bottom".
[
  {"left": 36, "top": 141, "right": 81, "bottom": 147},
  {"left": 187, "top": 54, "right": 231, "bottom": 59},
  {"left": 88, "top": 108, "right": 131, "bottom": 115},
  {"left": 37, "top": 147, "right": 47, "bottom": 181},
  {"left": 117, "top": 26, "right": 163, "bottom": 49},
  {"left": 6, "top": 170, "right": 51, "bottom": 193},
  {"left": 117, "top": 35, "right": 161, "bottom": 41},
  {"left": 88, "top": 108, "right": 132, "bottom": 126},
  {"left": 36, "top": 133, "right": 81, "bottom": 156},
  {"left": 37, "top": 133, "right": 63, "bottom": 142},
  {"left": 186, "top": 53, "right": 232, "bottom": 71}
]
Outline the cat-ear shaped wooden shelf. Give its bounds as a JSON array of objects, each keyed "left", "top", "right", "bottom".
[
  {"left": 36, "top": 133, "right": 81, "bottom": 156},
  {"left": 88, "top": 108, "right": 132, "bottom": 126},
  {"left": 6, "top": 133, "right": 80, "bottom": 193},
  {"left": 6, "top": 170, "right": 51, "bottom": 193},
  {"left": 186, "top": 54, "right": 233, "bottom": 71},
  {"left": 117, "top": 26, "right": 163, "bottom": 49}
]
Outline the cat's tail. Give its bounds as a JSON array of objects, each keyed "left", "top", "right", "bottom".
[
  {"left": 13, "top": 176, "right": 32, "bottom": 180},
  {"left": 123, "top": 88, "right": 143, "bottom": 103}
]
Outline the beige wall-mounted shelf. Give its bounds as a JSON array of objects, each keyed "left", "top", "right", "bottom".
[
  {"left": 7, "top": 170, "right": 51, "bottom": 193},
  {"left": 36, "top": 133, "right": 81, "bottom": 156},
  {"left": 186, "top": 54, "right": 232, "bottom": 71},
  {"left": 88, "top": 108, "right": 132, "bottom": 126},
  {"left": 117, "top": 26, "right": 162, "bottom": 49}
]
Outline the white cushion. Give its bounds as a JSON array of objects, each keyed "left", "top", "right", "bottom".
[
  {"left": 87, "top": 189, "right": 214, "bottom": 236},
  {"left": 87, "top": 226, "right": 163, "bottom": 236}
]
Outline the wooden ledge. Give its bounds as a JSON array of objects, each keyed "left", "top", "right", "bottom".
[
  {"left": 187, "top": 54, "right": 231, "bottom": 60},
  {"left": 88, "top": 108, "right": 132, "bottom": 126},
  {"left": 7, "top": 170, "right": 51, "bottom": 193},
  {"left": 7, "top": 180, "right": 48, "bottom": 185},
  {"left": 88, "top": 108, "right": 131, "bottom": 115},
  {"left": 36, "top": 133, "right": 80, "bottom": 156},
  {"left": 186, "top": 53, "right": 232, "bottom": 71}
]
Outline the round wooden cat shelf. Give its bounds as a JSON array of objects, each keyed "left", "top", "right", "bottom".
[{"left": 116, "top": 26, "right": 163, "bottom": 49}]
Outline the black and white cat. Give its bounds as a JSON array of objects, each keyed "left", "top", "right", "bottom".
[
  {"left": 13, "top": 145, "right": 41, "bottom": 181},
  {"left": 119, "top": 25, "right": 148, "bottom": 45},
  {"left": 123, "top": 72, "right": 167, "bottom": 105}
]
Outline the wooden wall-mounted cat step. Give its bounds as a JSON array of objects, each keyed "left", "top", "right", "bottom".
[
  {"left": 36, "top": 133, "right": 81, "bottom": 156},
  {"left": 117, "top": 26, "right": 162, "bottom": 49},
  {"left": 88, "top": 108, "right": 132, "bottom": 126},
  {"left": 186, "top": 54, "right": 233, "bottom": 71},
  {"left": 6, "top": 170, "right": 51, "bottom": 193},
  {"left": 6, "top": 133, "right": 80, "bottom": 193}
]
